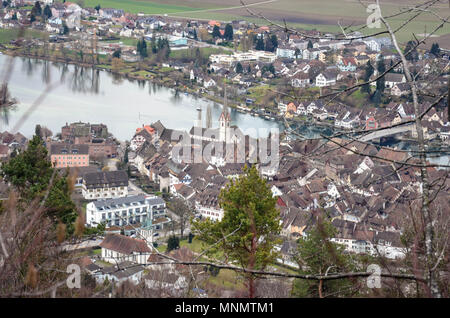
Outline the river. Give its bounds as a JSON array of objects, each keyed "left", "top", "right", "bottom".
[{"left": 0, "top": 55, "right": 286, "bottom": 141}]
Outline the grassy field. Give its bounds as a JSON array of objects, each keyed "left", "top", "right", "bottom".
[
  {"left": 82, "top": 0, "right": 216, "bottom": 14},
  {"left": 164, "top": 0, "right": 450, "bottom": 47},
  {"left": 0, "top": 28, "right": 47, "bottom": 44}
]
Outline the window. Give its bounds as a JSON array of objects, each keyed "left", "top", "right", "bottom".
[{"left": 102, "top": 213, "right": 106, "bottom": 220}]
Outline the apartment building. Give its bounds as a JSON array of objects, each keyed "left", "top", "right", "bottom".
[{"left": 50, "top": 143, "right": 89, "bottom": 168}]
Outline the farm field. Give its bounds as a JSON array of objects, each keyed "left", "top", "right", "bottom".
[
  {"left": 86, "top": 0, "right": 449, "bottom": 47},
  {"left": 82, "top": 0, "right": 211, "bottom": 14}
]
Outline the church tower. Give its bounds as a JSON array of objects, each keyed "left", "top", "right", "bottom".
[{"left": 219, "top": 85, "right": 230, "bottom": 142}]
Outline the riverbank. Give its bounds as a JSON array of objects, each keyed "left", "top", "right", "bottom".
[{"left": 0, "top": 43, "right": 347, "bottom": 134}]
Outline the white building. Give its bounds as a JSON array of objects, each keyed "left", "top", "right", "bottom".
[
  {"left": 81, "top": 170, "right": 128, "bottom": 200},
  {"left": 195, "top": 190, "right": 224, "bottom": 221},
  {"left": 99, "top": 234, "right": 151, "bottom": 265},
  {"left": 315, "top": 71, "right": 337, "bottom": 87},
  {"left": 86, "top": 194, "right": 166, "bottom": 229}
]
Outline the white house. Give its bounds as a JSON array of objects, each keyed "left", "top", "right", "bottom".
[
  {"left": 203, "top": 77, "right": 216, "bottom": 88},
  {"left": 315, "top": 71, "right": 337, "bottom": 87},
  {"left": 99, "top": 234, "right": 151, "bottom": 265},
  {"left": 81, "top": 170, "right": 128, "bottom": 200}
]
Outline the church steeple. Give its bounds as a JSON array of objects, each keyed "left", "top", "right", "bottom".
[{"left": 219, "top": 85, "right": 230, "bottom": 142}]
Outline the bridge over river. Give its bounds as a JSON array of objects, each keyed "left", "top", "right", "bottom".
[{"left": 358, "top": 123, "right": 416, "bottom": 142}]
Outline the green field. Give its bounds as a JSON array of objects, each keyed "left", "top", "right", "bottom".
[
  {"left": 0, "top": 28, "right": 47, "bottom": 44},
  {"left": 82, "top": 0, "right": 214, "bottom": 14},
  {"left": 58, "top": 0, "right": 449, "bottom": 47}
]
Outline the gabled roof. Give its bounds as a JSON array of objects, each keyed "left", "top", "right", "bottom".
[
  {"left": 83, "top": 170, "right": 128, "bottom": 189},
  {"left": 99, "top": 234, "right": 151, "bottom": 255}
]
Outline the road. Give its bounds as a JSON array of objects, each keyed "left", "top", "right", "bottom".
[
  {"left": 62, "top": 238, "right": 103, "bottom": 251},
  {"left": 128, "top": 179, "right": 146, "bottom": 196}
]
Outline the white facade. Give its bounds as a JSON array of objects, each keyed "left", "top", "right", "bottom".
[
  {"left": 195, "top": 202, "right": 224, "bottom": 221},
  {"left": 86, "top": 195, "right": 166, "bottom": 228},
  {"left": 82, "top": 184, "right": 128, "bottom": 200},
  {"left": 316, "top": 73, "right": 336, "bottom": 87},
  {"left": 101, "top": 247, "right": 149, "bottom": 265}
]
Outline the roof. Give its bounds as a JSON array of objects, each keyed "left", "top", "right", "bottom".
[
  {"left": 99, "top": 234, "right": 151, "bottom": 255},
  {"left": 50, "top": 143, "right": 89, "bottom": 155},
  {"left": 83, "top": 170, "right": 128, "bottom": 189},
  {"left": 93, "top": 194, "right": 164, "bottom": 210}
]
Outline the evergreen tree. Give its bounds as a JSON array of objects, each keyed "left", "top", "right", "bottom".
[
  {"left": 264, "top": 36, "right": 274, "bottom": 52},
  {"left": 0, "top": 135, "right": 78, "bottom": 234},
  {"left": 430, "top": 42, "right": 440, "bottom": 57},
  {"left": 292, "top": 217, "right": 360, "bottom": 298},
  {"left": 32, "top": 1, "right": 42, "bottom": 16},
  {"left": 255, "top": 37, "right": 264, "bottom": 51},
  {"left": 371, "top": 88, "right": 382, "bottom": 105},
  {"left": 167, "top": 235, "right": 180, "bottom": 252},
  {"left": 307, "top": 40, "right": 313, "bottom": 49},
  {"left": 35, "top": 124, "right": 42, "bottom": 140},
  {"left": 43, "top": 4, "right": 52, "bottom": 19},
  {"left": 212, "top": 25, "right": 221, "bottom": 38},
  {"left": 361, "top": 61, "right": 374, "bottom": 94},
  {"left": 224, "top": 24, "right": 233, "bottom": 41},
  {"left": 45, "top": 174, "right": 78, "bottom": 236},
  {"left": 192, "top": 165, "right": 281, "bottom": 298},
  {"left": 112, "top": 48, "right": 121, "bottom": 59},
  {"left": 270, "top": 34, "right": 278, "bottom": 52},
  {"left": 150, "top": 35, "right": 157, "bottom": 54},
  {"left": 1, "top": 135, "right": 53, "bottom": 201},
  {"left": 137, "top": 38, "right": 147, "bottom": 58},
  {"left": 235, "top": 62, "right": 243, "bottom": 73},
  {"left": 404, "top": 40, "right": 419, "bottom": 61},
  {"left": 376, "top": 57, "right": 386, "bottom": 92},
  {"left": 193, "top": 28, "right": 198, "bottom": 40}
]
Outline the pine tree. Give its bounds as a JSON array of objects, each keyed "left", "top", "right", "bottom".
[
  {"left": 192, "top": 165, "right": 281, "bottom": 298},
  {"left": 255, "top": 37, "right": 264, "bottom": 51},
  {"left": 0, "top": 135, "right": 78, "bottom": 234},
  {"left": 376, "top": 57, "right": 386, "bottom": 92},
  {"left": 167, "top": 235, "right": 180, "bottom": 252},
  {"left": 430, "top": 43, "right": 440, "bottom": 57},
  {"left": 361, "top": 61, "right": 374, "bottom": 94},
  {"left": 292, "top": 217, "right": 360, "bottom": 298},
  {"left": 212, "top": 25, "right": 221, "bottom": 38},
  {"left": 43, "top": 4, "right": 52, "bottom": 19},
  {"left": 235, "top": 62, "right": 243, "bottom": 73},
  {"left": 270, "top": 34, "right": 278, "bottom": 52},
  {"left": 224, "top": 24, "right": 233, "bottom": 41},
  {"left": 404, "top": 40, "right": 419, "bottom": 61}
]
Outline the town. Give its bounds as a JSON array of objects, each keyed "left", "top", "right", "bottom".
[{"left": 0, "top": 0, "right": 448, "bottom": 300}]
